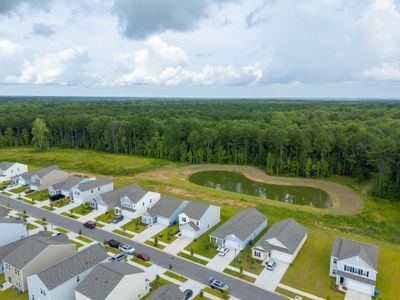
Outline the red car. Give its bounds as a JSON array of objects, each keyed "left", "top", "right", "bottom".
[
  {"left": 83, "top": 221, "right": 96, "bottom": 229},
  {"left": 137, "top": 253, "right": 150, "bottom": 261}
]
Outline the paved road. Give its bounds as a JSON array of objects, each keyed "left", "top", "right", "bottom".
[{"left": 0, "top": 195, "right": 284, "bottom": 300}]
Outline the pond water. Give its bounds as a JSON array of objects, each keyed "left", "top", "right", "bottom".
[{"left": 189, "top": 171, "right": 332, "bottom": 208}]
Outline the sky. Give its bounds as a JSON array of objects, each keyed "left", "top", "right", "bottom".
[{"left": 0, "top": 0, "right": 400, "bottom": 98}]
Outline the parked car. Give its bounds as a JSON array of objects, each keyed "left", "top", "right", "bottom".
[
  {"left": 25, "top": 189, "right": 34, "bottom": 194},
  {"left": 218, "top": 247, "right": 229, "bottom": 256},
  {"left": 108, "top": 239, "right": 121, "bottom": 249},
  {"left": 209, "top": 277, "right": 229, "bottom": 292},
  {"left": 111, "top": 252, "right": 127, "bottom": 262},
  {"left": 183, "top": 289, "right": 193, "bottom": 300},
  {"left": 137, "top": 253, "right": 150, "bottom": 261},
  {"left": 119, "top": 244, "right": 135, "bottom": 255},
  {"left": 112, "top": 214, "right": 124, "bottom": 224},
  {"left": 83, "top": 221, "right": 96, "bottom": 229},
  {"left": 266, "top": 260, "right": 277, "bottom": 271}
]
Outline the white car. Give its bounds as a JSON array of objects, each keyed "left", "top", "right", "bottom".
[
  {"left": 119, "top": 244, "right": 135, "bottom": 255},
  {"left": 218, "top": 247, "right": 229, "bottom": 256},
  {"left": 266, "top": 260, "right": 277, "bottom": 271}
]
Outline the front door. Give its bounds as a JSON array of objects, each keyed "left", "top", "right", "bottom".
[{"left": 339, "top": 276, "right": 345, "bottom": 285}]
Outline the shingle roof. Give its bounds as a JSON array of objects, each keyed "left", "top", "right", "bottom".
[
  {"left": 97, "top": 184, "right": 146, "bottom": 206},
  {"left": 76, "top": 177, "right": 112, "bottom": 192},
  {"left": 210, "top": 208, "right": 266, "bottom": 241},
  {"left": 15, "top": 165, "right": 60, "bottom": 180},
  {"left": 0, "top": 232, "right": 50, "bottom": 261},
  {"left": 50, "top": 176, "right": 85, "bottom": 191},
  {"left": 182, "top": 201, "right": 210, "bottom": 219},
  {"left": 75, "top": 262, "right": 144, "bottom": 300},
  {"left": 337, "top": 270, "right": 376, "bottom": 285},
  {"left": 0, "top": 162, "right": 15, "bottom": 170},
  {"left": 3, "top": 232, "right": 73, "bottom": 269},
  {"left": 0, "top": 207, "right": 9, "bottom": 218},
  {"left": 331, "top": 237, "right": 379, "bottom": 271},
  {"left": 147, "top": 284, "right": 184, "bottom": 300},
  {"left": 37, "top": 243, "right": 108, "bottom": 290},
  {"left": 186, "top": 221, "right": 200, "bottom": 231},
  {"left": 0, "top": 217, "right": 26, "bottom": 224},
  {"left": 253, "top": 218, "right": 307, "bottom": 255},
  {"left": 147, "top": 197, "right": 187, "bottom": 218}
]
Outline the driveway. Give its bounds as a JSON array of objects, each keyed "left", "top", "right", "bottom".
[
  {"left": 164, "top": 236, "right": 193, "bottom": 255},
  {"left": 0, "top": 194, "right": 285, "bottom": 300},
  {"left": 255, "top": 260, "right": 289, "bottom": 291},
  {"left": 345, "top": 289, "right": 371, "bottom": 300},
  {"left": 207, "top": 247, "right": 238, "bottom": 272},
  {"left": 134, "top": 223, "right": 166, "bottom": 242}
]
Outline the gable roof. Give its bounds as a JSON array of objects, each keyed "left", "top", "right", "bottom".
[
  {"left": 76, "top": 177, "right": 112, "bottom": 192},
  {"left": 147, "top": 284, "right": 184, "bottom": 300},
  {"left": 147, "top": 197, "right": 186, "bottom": 218},
  {"left": 181, "top": 201, "right": 210, "bottom": 219},
  {"left": 0, "top": 217, "right": 26, "bottom": 224},
  {"left": 37, "top": 243, "right": 108, "bottom": 290},
  {"left": 0, "top": 162, "right": 15, "bottom": 171},
  {"left": 98, "top": 184, "right": 146, "bottom": 206},
  {"left": 254, "top": 218, "right": 307, "bottom": 255},
  {"left": 75, "top": 262, "right": 144, "bottom": 300},
  {"left": 3, "top": 232, "right": 74, "bottom": 269},
  {"left": 0, "top": 232, "right": 49, "bottom": 261},
  {"left": 331, "top": 237, "right": 379, "bottom": 271},
  {"left": 210, "top": 208, "right": 266, "bottom": 241},
  {"left": 15, "top": 165, "right": 60, "bottom": 181},
  {"left": 50, "top": 176, "right": 86, "bottom": 191}
]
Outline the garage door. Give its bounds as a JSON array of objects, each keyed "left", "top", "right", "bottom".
[
  {"left": 348, "top": 279, "right": 374, "bottom": 296},
  {"left": 225, "top": 239, "right": 240, "bottom": 250}
]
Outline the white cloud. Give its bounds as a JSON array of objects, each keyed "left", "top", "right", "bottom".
[
  {"left": 361, "top": 61, "right": 400, "bottom": 80},
  {"left": 115, "top": 37, "right": 262, "bottom": 86},
  {"left": 0, "top": 40, "right": 23, "bottom": 56},
  {"left": 5, "top": 46, "right": 90, "bottom": 85}
]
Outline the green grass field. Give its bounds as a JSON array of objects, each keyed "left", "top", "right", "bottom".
[
  {"left": 0, "top": 289, "right": 28, "bottom": 300},
  {"left": 122, "top": 219, "right": 148, "bottom": 233},
  {"left": 153, "top": 223, "right": 179, "bottom": 244},
  {"left": 10, "top": 185, "right": 27, "bottom": 194},
  {"left": 73, "top": 203, "right": 94, "bottom": 215},
  {"left": 95, "top": 211, "right": 116, "bottom": 223},
  {"left": 28, "top": 190, "right": 49, "bottom": 201}
]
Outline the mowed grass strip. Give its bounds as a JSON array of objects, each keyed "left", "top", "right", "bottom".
[
  {"left": 144, "top": 240, "right": 165, "bottom": 249},
  {"left": 76, "top": 236, "right": 93, "bottom": 244},
  {"left": 177, "top": 252, "right": 208, "bottom": 265},
  {"left": 203, "top": 287, "right": 229, "bottom": 300},
  {"left": 132, "top": 257, "right": 152, "bottom": 267},
  {"left": 54, "top": 227, "right": 69, "bottom": 234},
  {"left": 113, "top": 229, "right": 134, "bottom": 238},
  {"left": 61, "top": 212, "right": 79, "bottom": 219},
  {"left": 223, "top": 268, "right": 256, "bottom": 283},
  {"left": 164, "top": 270, "right": 188, "bottom": 282}
]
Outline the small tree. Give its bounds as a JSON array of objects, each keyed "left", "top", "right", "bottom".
[
  {"left": 199, "top": 290, "right": 204, "bottom": 298},
  {"left": 190, "top": 248, "right": 194, "bottom": 256},
  {"left": 42, "top": 217, "right": 46, "bottom": 223},
  {"left": 155, "top": 274, "right": 160, "bottom": 285},
  {"left": 70, "top": 208, "right": 74, "bottom": 216},
  {"left": 79, "top": 229, "right": 82, "bottom": 235},
  {"left": 103, "top": 239, "right": 107, "bottom": 245},
  {"left": 239, "top": 265, "right": 243, "bottom": 277},
  {"left": 169, "top": 263, "right": 173, "bottom": 270},
  {"left": 154, "top": 237, "right": 158, "bottom": 247}
]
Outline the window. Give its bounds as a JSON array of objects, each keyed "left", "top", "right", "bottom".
[
  {"left": 40, "top": 288, "right": 46, "bottom": 295},
  {"left": 333, "top": 258, "right": 337, "bottom": 264},
  {"left": 98, "top": 187, "right": 100, "bottom": 191},
  {"left": 76, "top": 276, "right": 80, "bottom": 283},
  {"left": 182, "top": 217, "right": 187, "bottom": 222},
  {"left": 254, "top": 251, "right": 261, "bottom": 258},
  {"left": 196, "top": 221, "right": 199, "bottom": 225},
  {"left": 91, "top": 189, "right": 94, "bottom": 193},
  {"left": 150, "top": 199, "right": 152, "bottom": 203},
  {"left": 142, "top": 202, "right": 144, "bottom": 206},
  {"left": 6, "top": 264, "right": 10, "bottom": 270},
  {"left": 15, "top": 269, "right": 20, "bottom": 275}
]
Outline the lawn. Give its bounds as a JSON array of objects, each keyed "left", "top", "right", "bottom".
[
  {"left": 10, "top": 185, "right": 27, "bottom": 194},
  {"left": 122, "top": 219, "right": 148, "bottom": 233},
  {"left": 164, "top": 270, "right": 188, "bottom": 282},
  {"left": 152, "top": 223, "right": 179, "bottom": 244},
  {"left": 113, "top": 229, "right": 134, "bottom": 238},
  {"left": 95, "top": 210, "right": 116, "bottom": 223},
  {"left": 42, "top": 205, "right": 54, "bottom": 211},
  {"left": 132, "top": 257, "right": 152, "bottom": 267},
  {"left": 202, "top": 287, "right": 229, "bottom": 300},
  {"left": 22, "top": 199, "right": 35, "bottom": 205},
  {"left": 142, "top": 277, "right": 174, "bottom": 300},
  {"left": 27, "top": 223, "right": 38, "bottom": 230},
  {"left": 229, "top": 226, "right": 269, "bottom": 275},
  {"left": 76, "top": 236, "right": 93, "bottom": 243},
  {"left": 61, "top": 212, "right": 79, "bottom": 219},
  {"left": 72, "top": 203, "right": 94, "bottom": 215},
  {"left": 0, "top": 289, "right": 28, "bottom": 300},
  {"left": 193, "top": 295, "right": 212, "bottom": 300},
  {"left": 177, "top": 252, "right": 208, "bottom": 265},
  {"left": 27, "top": 190, "right": 49, "bottom": 202},
  {"left": 144, "top": 240, "right": 166, "bottom": 249},
  {"left": 0, "top": 273, "right": 5, "bottom": 283},
  {"left": 52, "top": 197, "right": 71, "bottom": 208},
  {"left": 54, "top": 227, "right": 69, "bottom": 234},
  {"left": 1, "top": 191, "right": 13, "bottom": 197},
  {"left": 35, "top": 219, "right": 48, "bottom": 226},
  {"left": 223, "top": 268, "right": 256, "bottom": 283},
  {"left": 105, "top": 246, "right": 119, "bottom": 254},
  {"left": 275, "top": 287, "right": 313, "bottom": 300},
  {"left": 74, "top": 241, "right": 84, "bottom": 249}
]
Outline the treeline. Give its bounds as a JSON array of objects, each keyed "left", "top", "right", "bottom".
[{"left": 0, "top": 98, "right": 399, "bottom": 200}]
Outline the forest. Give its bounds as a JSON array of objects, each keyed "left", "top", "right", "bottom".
[{"left": 0, "top": 98, "right": 399, "bottom": 200}]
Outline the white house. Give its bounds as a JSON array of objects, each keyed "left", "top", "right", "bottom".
[
  {"left": 0, "top": 217, "right": 29, "bottom": 247},
  {"left": 252, "top": 218, "right": 307, "bottom": 264},
  {"left": 10, "top": 165, "right": 63, "bottom": 188},
  {"left": 179, "top": 201, "right": 220, "bottom": 239},
  {"left": 48, "top": 176, "right": 91, "bottom": 200},
  {"left": 75, "top": 262, "right": 149, "bottom": 300},
  {"left": 142, "top": 197, "right": 188, "bottom": 226},
  {"left": 71, "top": 177, "right": 113, "bottom": 205},
  {"left": 0, "top": 162, "right": 28, "bottom": 183},
  {"left": 27, "top": 243, "right": 108, "bottom": 300},
  {"left": 329, "top": 237, "right": 379, "bottom": 296},
  {"left": 209, "top": 208, "right": 267, "bottom": 251}
]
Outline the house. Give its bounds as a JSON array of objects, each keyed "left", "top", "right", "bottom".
[
  {"left": 0, "top": 217, "right": 29, "bottom": 247},
  {"left": 12, "top": 166, "right": 61, "bottom": 186},
  {"left": 252, "top": 218, "right": 307, "bottom": 264},
  {"left": 147, "top": 284, "right": 184, "bottom": 300},
  {"left": 209, "top": 208, "right": 267, "bottom": 251},
  {"left": 179, "top": 201, "right": 220, "bottom": 239},
  {"left": 71, "top": 177, "right": 113, "bottom": 205},
  {"left": 27, "top": 243, "right": 108, "bottom": 300},
  {"left": 142, "top": 197, "right": 188, "bottom": 226},
  {"left": 30, "top": 168, "right": 69, "bottom": 191},
  {"left": 0, "top": 162, "right": 28, "bottom": 183},
  {"left": 90, "top": 184, "right": 160, "bottom": 219},
  {"left": 75, "top": 262, "right": 149, "bottom": 300},
  {"left": 1, "top": 232, "right": 76, "bottom": 291},
  {"left": 329, "top": 237, "right": 379, "bottom": 296},
  {"left": 48, "top": 176, "right": 91, "bottom": 201},
  {"left": 0, "top": 207, "right": 8, "bottom": 218}
]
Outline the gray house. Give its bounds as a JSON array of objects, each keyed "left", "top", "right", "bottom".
[
  {"left": 27, "top": 243, "right": 108, "bottom": 300},
  {"left": 329, "top": 237, "right": 379, "bottom": 296},
  {"left": 11, "top": 165, "right": 63, "bottom": 187},
  {"left": 147, "top": 284, "right": 184, "bottom": 300},
  {"left": 209, "top": 208, "right": 267, "bottom": 250},
  {"left": 252, "top": 218, "right": 307, "bottom": 264},
  {"left": 48, "top": 176, "right": 90, "bottom": 200},
  {"left": 142, "top": 197, "right": 188, "bottom": 226},
  {"left": 75, "top": 262, "right": 149, "bottom": 300}
]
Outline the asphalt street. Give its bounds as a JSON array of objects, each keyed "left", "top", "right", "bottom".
[{"left": 0, "top": 194, "right": 285, "bottom": 300}]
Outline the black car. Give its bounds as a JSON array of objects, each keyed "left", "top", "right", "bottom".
[
  {"left": 108, "top": 239, "right": 121, "bottom": 248},
  {"left": 183, "top": 289, "right": 193, "bottom": 300}
]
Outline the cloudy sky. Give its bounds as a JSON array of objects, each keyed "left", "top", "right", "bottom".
[{"left": 0, "top": 0, "right": 400, "bottom": 98}]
